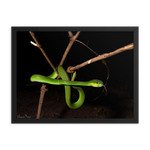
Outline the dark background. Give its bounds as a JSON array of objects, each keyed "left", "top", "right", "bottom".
[
  {"left": 17, "top": 31, "right": 133, "bottom": 86},
  {"left": 17, "top": 31, "right": 134, "bottom": 118}
]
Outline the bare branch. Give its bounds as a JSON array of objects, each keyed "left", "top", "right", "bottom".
[
  {"left": 59, "top": 31, "right": 81, "bottom": 66},
  {"left": 70, "top": 43, "right": 134, "bottom": 71},
  {"left": 29, "top": 31, "right": 59, "bottom": 76},
  {"left": 36, "top": 84, "right": 48, "bottom": 119}
]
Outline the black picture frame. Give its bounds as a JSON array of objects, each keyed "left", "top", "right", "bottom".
[{"left": 9, "top": 24, "right": 141, "bottom": 126}]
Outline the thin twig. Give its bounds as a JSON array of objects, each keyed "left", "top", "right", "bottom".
[
  {"left": 29, "top": 31, "right": 59, "bottom": 76},
  {"left": 92, "top": 59, "right": 110, "bottom": 101},
  {"left": 69, "top": 42, "right": 133, "bottom": 100},
  {"left": 55, "top": 31, "right": 81, "bottom": 79},
  {"left": 75, "top": 39, "right": 99, "bottom": 56},
  {"left": 75, "top": 39, "right": 110, "bottom": 100},
  {"left": 59, "top": 31, "right": 80, "bottom": 66},
  {"left": 70, "top": 43, "right": 134, "bottom": 71}
]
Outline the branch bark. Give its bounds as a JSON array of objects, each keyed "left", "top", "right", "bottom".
[
  {"left": 36, "top": 84, "right": 48, "bottom": 119},
  {"left": 59, "top": 31, "right": 80, "bottom": 66},
  {"left": 29, "top": 31, "right": 60, "bottom": 119},
  {"left": 70, "top": 43, "right": 134, "bottom": 71},
  {"left": 29, "top": 31, "right": 59, "bottom": 76}
]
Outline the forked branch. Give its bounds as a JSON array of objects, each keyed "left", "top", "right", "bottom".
[{"left": 29, "top": 31, "right": 134, "bottom": 118}]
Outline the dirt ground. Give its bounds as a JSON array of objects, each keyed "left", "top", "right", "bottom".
[{"left": 17, "top": 82, "right": 133, "bottom": 120}]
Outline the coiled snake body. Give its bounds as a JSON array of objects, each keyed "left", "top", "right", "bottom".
[{"left": 30, "top": 65, "right": 103, "bottom": 109}]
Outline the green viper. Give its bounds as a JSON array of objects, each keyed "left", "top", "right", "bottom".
[{"left": 30, "top": 65, "right": 104, "bottom": 109}]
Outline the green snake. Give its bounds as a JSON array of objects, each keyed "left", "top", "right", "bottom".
[{"left": 30, "top": 65, "right": 104, "bottom": 109}]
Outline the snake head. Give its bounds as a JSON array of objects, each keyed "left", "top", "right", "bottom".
[{"left": 89, "top": 79, "right": 103, "bottom": 87}]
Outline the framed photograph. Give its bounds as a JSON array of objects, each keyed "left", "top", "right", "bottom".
[{"left": 11, "top": 27, "right": 138, "bottom": 123}]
